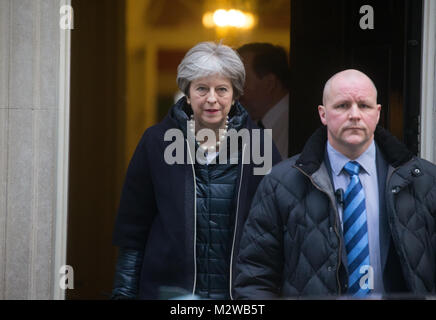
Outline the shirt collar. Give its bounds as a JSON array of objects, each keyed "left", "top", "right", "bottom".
[{"left": 327, "top": 140, "right": 376, "bottom": 176}]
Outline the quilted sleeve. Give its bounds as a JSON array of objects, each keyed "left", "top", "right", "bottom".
[
  {"left": 233, "top": 175, "right": 284, "bottom": 299},
  {"left": 111, "top": 247, "right": 144, "bottom": 299}
]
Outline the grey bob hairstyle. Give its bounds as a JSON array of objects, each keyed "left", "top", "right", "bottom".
[{"left": 177, "top": 41, "right": 246, "bottom": 100}]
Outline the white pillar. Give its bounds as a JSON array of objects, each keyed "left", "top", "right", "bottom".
[
  {"left": 0, "top": 0, "right": 70, "bottom": 299},
  {"left": 420, "top": 0, "right": 436, "bottom": 163}
]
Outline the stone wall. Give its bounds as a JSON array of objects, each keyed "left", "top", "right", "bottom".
[{"left": 0, "top": 0, "right": 65, "bottom": 299}]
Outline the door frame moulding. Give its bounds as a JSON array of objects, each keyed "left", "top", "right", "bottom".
[
  {"left": 420, "top": 0, "right": 436, "bottom": 162},
  {"left": 54, "top": 0, "right": 72, "bottom": 300}
]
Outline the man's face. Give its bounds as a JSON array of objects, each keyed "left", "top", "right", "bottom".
[
  {"left": 318, "top": 73, "right": 381, "bottom": 158},
  {"left": 239, "top": 52, "right": 269, "bottom": 121}
]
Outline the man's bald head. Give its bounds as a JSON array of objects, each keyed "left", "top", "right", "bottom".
[
  {"left": 322, "top": 69, "right": 378, "bottom": 106},
  {"left": 318, "top": 69, "right": 381, "bottom": 159}
]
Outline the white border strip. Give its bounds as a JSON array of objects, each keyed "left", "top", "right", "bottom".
[
  {"left": 54, "top": 0, "right": 71, "bottom": 300},
  {"left": 420, "top": 0, "right": 436, "bottom": 163}
]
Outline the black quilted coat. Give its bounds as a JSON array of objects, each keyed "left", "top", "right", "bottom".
[
  {"left": 194, "top": 157, "right": 239, "bottom": 299},
  {"left": 234, "top": 126, "right": 436, "bottom": 299}
]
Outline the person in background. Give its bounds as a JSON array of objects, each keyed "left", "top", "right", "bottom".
[
  {"left": 238, "top": 43, "right": 291, "bottom": 159},
  {"left": 234, "top": 69, "right": 436, "bottom": 299},
  {"left": 111, "top": 41, "right": 281, "bottom": 300}
]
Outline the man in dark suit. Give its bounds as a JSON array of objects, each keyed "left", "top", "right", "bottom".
[
  {"left": 237, "top": 43, "right": 290, "bottom": 159},
  {"left": 234, "top": 69, "right": 436, "bottom": 299}
]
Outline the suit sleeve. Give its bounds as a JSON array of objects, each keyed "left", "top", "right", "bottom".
[
  {"left": 272, "top": 142, "right": 282, "bottom": 165},
  {"left": 233, "top": 174, "right": 284, "bottom": 299}
]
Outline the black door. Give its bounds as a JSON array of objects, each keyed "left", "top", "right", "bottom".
[{"left": 289, "top": 0, "right": 422, "bottom": 156}]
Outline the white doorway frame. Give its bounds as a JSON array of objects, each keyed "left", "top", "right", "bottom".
[
  {"left": 54, "top": 0, "right": 72, "bottom": 300},
  {"left": 420, "top": 0, "right": 436, "bottom": 163}
]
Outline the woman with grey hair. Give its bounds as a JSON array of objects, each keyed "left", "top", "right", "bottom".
[{"left": 111, "top": 41, "right": 281, "bottom": 300}]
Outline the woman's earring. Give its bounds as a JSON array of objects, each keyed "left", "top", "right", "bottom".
[{"left": 186, "top": 97, "right": 191, "bottom": 105}]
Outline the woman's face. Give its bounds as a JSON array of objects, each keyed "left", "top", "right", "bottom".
[{"left": 187, "top": 74, "right": 234, "bottom": 130}]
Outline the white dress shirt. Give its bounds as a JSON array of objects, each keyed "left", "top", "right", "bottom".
[
  {"left": 327, "top": 141, "right": 384, "bottom": 295},
  {"left": 261, "top": 94, "right": 289, "bottom": 159}
]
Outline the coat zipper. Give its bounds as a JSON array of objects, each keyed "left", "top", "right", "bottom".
[
  {"left": 294, "top": 165, "right": 343, "bottom": 295},
  {"left": 186, "top": 140, "right": 198, "bottom": 295},
  {"left": 229, "top": 143, "right": 247, "bottom": 300}
]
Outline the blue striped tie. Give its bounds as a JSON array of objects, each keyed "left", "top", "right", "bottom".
[{"left": 343, "top": 161, "right": 371, "bottom": 297}]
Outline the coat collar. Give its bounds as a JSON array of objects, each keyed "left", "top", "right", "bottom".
[{"left": 295, "top": 126, "right": 414, "bottom": 175}]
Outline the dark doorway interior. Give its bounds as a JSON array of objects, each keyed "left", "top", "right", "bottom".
[
  {"left": 289, "top": 0, "right": 423, "bottom": 156},
  {"left": 67, "top": 0, "right": 126, "bottom": 299},
  {"left": 66, "top": 0, "right": 424, "bottom": 299}
]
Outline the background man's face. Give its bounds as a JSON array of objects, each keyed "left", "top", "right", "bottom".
[
  {"left": 318, "top": 74, "right": 381, "bottom": 156},
  {"left": 239, "top": 52, "right": 269, "bottom": 121}
]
